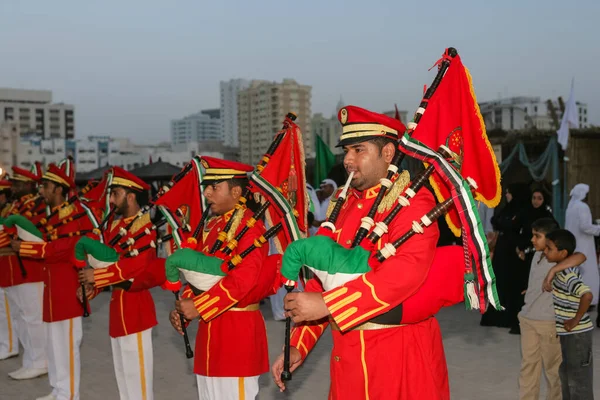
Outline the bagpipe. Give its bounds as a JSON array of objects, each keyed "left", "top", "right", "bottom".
[
  {"left": 161, "top": 112, "right": 309, "bottom": 292},
  {"left": 35, "top": 180, "right": 99, "bottom": 229},
  {"left": 0, "top": 214, "right": 45, "bottom": 279},
  {"left": 278, "top": 47, "right": 503, "bottom": 382}
]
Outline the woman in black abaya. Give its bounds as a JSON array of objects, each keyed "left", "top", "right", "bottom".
[{"left": 480, "top": 184, "right": 528, "bottom": 328}]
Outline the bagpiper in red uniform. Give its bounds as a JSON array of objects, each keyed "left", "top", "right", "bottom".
[
  {"left": 15, "top": 158, "right": 100, "bottom": 400},
  {"left": 1, "top": 164, "right": 48, "bottom": 380},
  {"left": 0, "top": 180, "right": 20, "bottom": 361},
  {"left": 172, "top": 157, "right": 274, "bottom": 400},
  {"left": 81, "top": 167, "right": 158, "bottom": 400},
  {"left": 274, "top": 106, "right": 450, "bottom": 399}
]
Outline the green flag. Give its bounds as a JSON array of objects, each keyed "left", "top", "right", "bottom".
[{"left": 314, "top": 134, "right": 336, "bottom": 188}]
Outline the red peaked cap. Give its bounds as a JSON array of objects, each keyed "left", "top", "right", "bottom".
[
  {"left": 336, "top": 105, "right": 404, "bottom": 147},
  {"left": 11, "top": 161, "right": 43, "bottom": 183},
  {"left": 42, "top": 162, "right": 76, "bottom": 189},
  {"left": 109, "top": 166, "right": 150, "bottom": 191},
  {"left": 0, "top": 180, "right": 11, "bottom": 190},
  {"left": 200, "top": 156, "right": 253, "bottom": 185}
]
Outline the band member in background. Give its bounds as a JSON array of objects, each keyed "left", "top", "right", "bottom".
[
  {"left": 0, "top": 180, "right": 19, "bottom": 361},
  {"left": 12, "top": 159, "right": 98, "bottom": 400},
  {"left": 79, "top": 167, "right": 158, "bottom": 400},
  {"left": 2, "top": 164, "right": 48, "bottom": 381}
]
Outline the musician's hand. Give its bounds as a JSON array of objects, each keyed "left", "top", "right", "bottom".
[
  {"left": 76, "top": 284, "right": 95, "bottom": 302},
  {"left": 284, "top": 292, "right": 330, "bottom": 323},
  {"left": 175, "top": 298, "right": 199, "bottom": 320},
  {"left": 271, "top": 347, "right": 303, "bottom": 392},
  {"left": 169, "top": 310, "right": 184, "bottom": 335},
  {"left": 10, "top": 239, "right": 22, "bottom": 252},
  {"left": 78, "top": 268, "right": 95, "bottom": 285}
]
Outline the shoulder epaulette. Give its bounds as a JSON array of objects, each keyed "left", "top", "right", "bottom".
[
  {"left": 130, "top": 212, "right": 151, "bottom": 234},
  {"left": 378, "top": 170, "right": 411, "bottom": 213},
  {"left": 325, "top": 188, "right": 344, "bottom": 219},
  {"left": 58, "top": 203, "right": 77, "bottom": 220}
]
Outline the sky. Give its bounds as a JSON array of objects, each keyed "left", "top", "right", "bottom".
[{"left": 1, "top": 0, "right": 598, "bottom": 144}]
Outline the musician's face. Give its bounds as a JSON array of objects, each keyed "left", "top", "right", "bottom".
[
  {"left": 109, "top": 187, "right": 135, "bottom": 216},
  {"left": 204, "top": 181, "right": 240, "bottom": 215},
  {"left": 38, "top": 180, "right": 64, "bottom": 207},
  {"left": 0, "top": 192, "right": 7, "bottom": 207},
  {"left": 11, "top": 180, "right": 33, "bottom": 198},
  {"left": 342, "top": 141, "right": 395, "bottom": 191}
]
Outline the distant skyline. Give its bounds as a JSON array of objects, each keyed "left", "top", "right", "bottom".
[{"left": 1, "top": 1, "right": 597, "bottom": 144}]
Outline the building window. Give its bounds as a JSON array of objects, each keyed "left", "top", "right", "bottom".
[{"left": 534, "top": 106, "right": 538, "bottom": 113}]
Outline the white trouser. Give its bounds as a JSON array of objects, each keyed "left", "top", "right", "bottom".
[
  {"left": 196, "top": 375, "right": 260, "bottom": 400},
  {"left": 111, "top": 327, "right": 154, "bottom": 400},
  {"left": 5, "top": 282, "right": 46, "bottom": 369},
  {"left": 47, "top": 317, "right": 82, "bottom": 400},
  {"left": 0, "top": 287, "right": 19, "bottom": 356}
]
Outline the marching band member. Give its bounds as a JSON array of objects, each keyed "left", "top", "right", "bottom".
[
  {"left": 169, "top": 157, "right": 274, "bottom": 400},
  {"left": 12, "top": 159, "right": 99, "bottom": 400},
  {"left": 79, "top": 167, "right": 158, "bottom": 400},
  {"left": 0, "top": 180, "right": 19, "bottom": 361},
  {"left": 272, "top": 107, "right": 449, "bottom": 399},
  {"left": 2, "top": 164, "right": 48, "bottom": 380}
]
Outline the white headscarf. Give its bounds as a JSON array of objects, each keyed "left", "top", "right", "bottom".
[
  {"left": 570, "top": 183, "right": 589, "bottom": 202},
  {"left": 320, "top": 178, "right": 338, "bottom": 193}
]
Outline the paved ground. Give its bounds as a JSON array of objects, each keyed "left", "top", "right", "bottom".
[{"left": 2, "top": 288, "right": 600, "bottom": 399}]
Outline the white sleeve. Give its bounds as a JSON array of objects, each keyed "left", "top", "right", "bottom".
[{"left": 577, "top": 204, "right": 600, "bottom": 236}]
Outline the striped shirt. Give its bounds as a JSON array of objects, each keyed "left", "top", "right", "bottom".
[{"left": 552, "top": 267, "right": 594, "bottom": 335}]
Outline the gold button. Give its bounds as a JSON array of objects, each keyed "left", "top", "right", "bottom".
[
  {"left": 357, "top": 203, "right": 363, "bottom": 209},
  {"left": 334, "top": 355, "right": 340, "bottom": 362},
  {"left": 346, "top": 240, "right": 351, "bottom": 245}
]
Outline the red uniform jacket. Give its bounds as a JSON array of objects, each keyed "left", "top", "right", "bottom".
[
  {"left": 92, "top": 212, "right": 158, "bottom": 338},
  {"left": 0, "top": 195, "right": 47, "bottom": 288},
  {"left": 183, "top": 208, "right": 272, "bottom": 377},
  {"left": 18, "top": 201, "right": 99, "bottom": 323},
  {"left": 290, "top": 182, "right": 450, "bottom": 400}
]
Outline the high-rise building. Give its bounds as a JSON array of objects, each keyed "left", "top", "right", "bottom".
[
  {"left": 0, "top": 88, "right": 75, "bottom": 140},
  {"left": 311, "top": 113, "right": 342, "bottom": 155},
  {"left": 170, "top": 110, "right": 221, "bottom": 145},
  {"left": 220, "top": 79, "right": 249, "bottom": 148},
  {"left": 238, "top": 79, "right": 312, "bottom": 165},
  {"left": 478, "top": 96, "right": 590, "bottom": 131}
]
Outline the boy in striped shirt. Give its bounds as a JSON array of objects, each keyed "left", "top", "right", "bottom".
[{"left": 544, "top": 229, "right": 594, "bottom": 399}]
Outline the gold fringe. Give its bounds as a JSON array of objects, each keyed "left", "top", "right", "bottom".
[
  {"left": 264, "top": 209, "right": 283, "bottom": 254},
  {"left": 294, "top": 123, "right": 309, "bottom": 238},
  {"left": 378, "top": 171, "right": 411, "bottom": 213},
  {"left": 464, "top": 66, "right": 502, "bottom": 208},
  {"left": 428, "top": 173, "right": 462, "bottom": 237}
]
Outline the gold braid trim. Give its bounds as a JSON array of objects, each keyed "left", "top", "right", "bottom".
[
  {"left": 377, "top": 170, "right": 411, "bottom": 213},
  {"left": 227, "top": 208, "right": 244, "bottom": 242}
]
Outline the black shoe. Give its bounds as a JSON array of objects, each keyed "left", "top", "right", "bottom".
[{"left": 509, "top": 327, "right": 521, "bottom": 335}]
